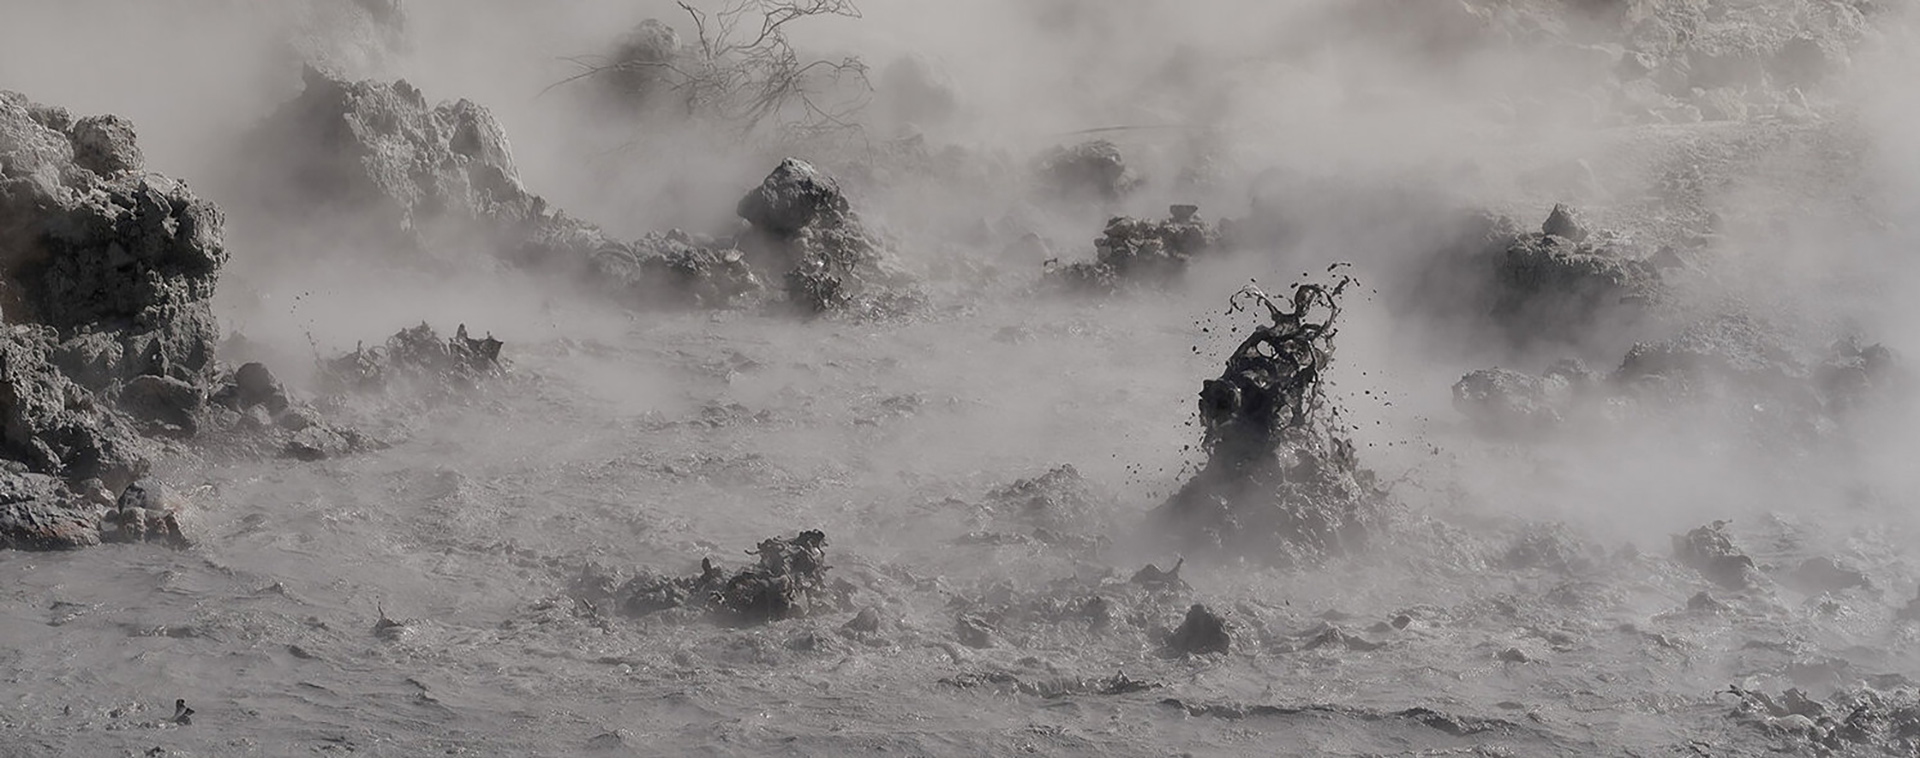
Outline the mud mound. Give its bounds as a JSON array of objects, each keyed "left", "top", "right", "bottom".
[
  {"left": 736, "top": 158, "right": 913, "bottom": 315},
  {"left": 1046, "top": 205, "right": 1221, "bottom": 293},
  {"left": 1153, "top": 276, "right": 1390, "bottom": 565},
  {"left": 568, "top": 530, "right": 839, "bottom": 625}
]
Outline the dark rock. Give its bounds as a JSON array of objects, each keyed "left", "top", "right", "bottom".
[
  {"left": 0, "top": 327, "right": 149, "bottom": 491},
  {"left": 233, "top": 362, "right": 286, "bottom": 411},
  {"left": 1673, "top": 520, "right": 1757, "bottom": 590},
  {"left": 984, "top": 464, "right": 1100, "bottom": 534},
  {"left": 1131, "top": 558, "right": 1188, "bottom": 591},
  {"left": 1688, "top": 591, "right": 1727, "bottom": 611},
  {"left": 843, "top": 606, "right": 882, "bottom": 634},
  {"left": 737, "top": 158, "right": 850, "bottom": 239},
  {"left": 285, "top": 426, "right": 357, "bottom": 461},
  {"left": 117, "top": 375, "right": 203, "bottom": 437},
  {"left": 1166, "top": 603, "right": 1230, "bottom": 655},
  {"left": 734, "top": 159, "right": 904, "bottom": 315},
  {"left": 1541, "top": 202, "right": 1590, "bottom": 242}
]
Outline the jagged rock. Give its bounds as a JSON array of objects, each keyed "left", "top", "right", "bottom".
[
  {"left": 117, "top": 375, "right": 203, "bottom": 438},
  {"left": 231, "top": 362, "right": 288, "bottom": 412},
  {"left": 1673, "top": 520, "right": 1758, "bottom": 590},
  {"left": 738, "top": 158, "right": 850, "bottom": 239},
  {"left": 1, "top": 91, "right": 226, "bottom": 391},
  {"left": 0, "top": 469, "right": 97, "bottom": 550},
  {"left": 1542, "top": 202, "right": 1589, "bottom": 242},
  {"left": 1131, "top": 558, "right": 1189, "bottom": 591},
  {"left": 1037, "top": 140, "right": 1137, "bottom": 204},
  {"left": 239, "top": 67, "right": 605, "bottom": 272},
  {"left": 843, "top": 606, "right": 882, "bottom": 634},
  {"left": 1166, "top": 604, "right": 1230, "bottom": 655},
  {"left": 68, "top": 115, "right": 142, "bottom": 177},
  {"left": 0, "top": 326, "right": 149, "bottom": 491}
]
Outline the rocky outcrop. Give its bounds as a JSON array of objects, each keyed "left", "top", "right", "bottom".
[
  {"left": 0, "top": 90, "right": 231, "bottom": 549},
  {"left": 736, "top": 158, "right": 907, "bottom": 315}
]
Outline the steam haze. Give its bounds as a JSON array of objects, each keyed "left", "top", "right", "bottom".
[{"left": 5, "top": 1, "right": 1920, "bottom": 755}]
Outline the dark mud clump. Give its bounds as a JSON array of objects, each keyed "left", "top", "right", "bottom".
[
  {"left": 569, "top": 530, "right": 839, "bottom": 625},
  {"left": 320, "top": 323, "right": 503, "bottom": 400},
  {"left": 735, "top": 158, "right": 912, "bottom": 315},
  {"left": 1045, "top": 205, "right": 1221, "bottom": 293},
  {"left": 1152, "top": 276, "right": 1389, "bottom": 565},
  {"left": 0, "top": 90, "right": 235, "bottom": 549},
  {"left": 1165, "top": 603, "right": 1231, "bottom": 655},
  {"left": 1673, "top": 520, "right": 1758, "bottom": 590}
]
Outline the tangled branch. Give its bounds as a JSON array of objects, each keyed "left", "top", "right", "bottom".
[{"left": 553, "top": 0, "right": 870, "bottom": 137}]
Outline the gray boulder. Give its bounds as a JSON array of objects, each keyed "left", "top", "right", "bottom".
[
  {"left": 737, "top": 158, "right": 851, "bottom": 238},
  {"left": 68, "top": 115, "right": 143, "bottom": 177}
]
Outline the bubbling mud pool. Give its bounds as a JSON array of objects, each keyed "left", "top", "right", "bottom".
[{"left": 5, "top": 287, "right": 1919, "bottom": 757}]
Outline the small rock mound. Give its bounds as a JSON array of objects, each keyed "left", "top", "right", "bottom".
[
  {"left": 1673, "top": 520, "right": 1758, "bottom": 590},
  {"left": 1166, "top": 603, "right": 1231, "bottom": 655},
  {"left": 1046, "top": 205, "right": 1221, "bottom": 293}
]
